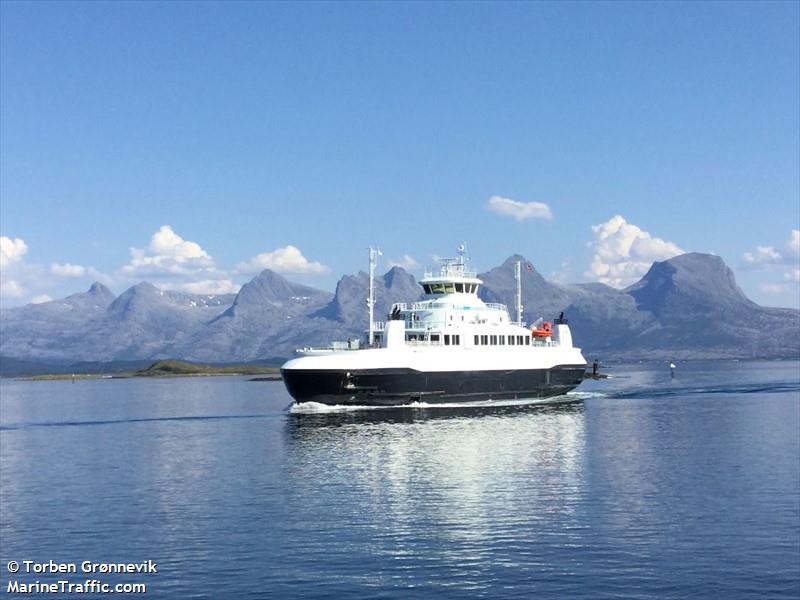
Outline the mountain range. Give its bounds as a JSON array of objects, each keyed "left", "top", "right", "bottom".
[{"left": 1, "top": 252, "right": 798, "bottom": 370}]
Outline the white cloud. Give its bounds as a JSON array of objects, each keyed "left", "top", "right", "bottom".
[
  {"left": 174, "top": 279, "right": 241, "bottom": 295},
  {"left": 1, "top": 239, "right": 107, "bottom": 305},
  {"left": 486, "top": 196, "right": 553, "bottom": 221},
  {"left": 760, "top": 283, "right": 786, "bottom": 295},
  {"left": 789, "top": 229, "right": 800, "bottom": 253},
  {"left": 120, "top": 225, "right": 217, "bottom": 280},
  {"left": 1, "top": 279, "right": 25, "bottom": 298},
  {"left": 236, "top": 245, "right": 328, "bottom": 274},
  {"left": 743, "top": 246, "right": 782, "bottom": 265},
  {"left": 741, "top": 230, "right": 800, "bottom": 295},
  {"left": 387, "top": 254, "right": 420, "bottom": 270},
  {"left": 743, "top": 230, "right": 800, "bottom": 267},
  {"left": 51, "top": 263, "right": 87, "bottom": 277},
  {"left": 585, "top": 215, "right": 684, "bottom": 287},
  {"left": 149, "top": 225, "right": 210, "bottom": 260},
  {"left": 1, "top": 236, "right": 28, "bottom": 267},
  {"left": 1, "top": 236, "right": 31, "bottom": 301}
]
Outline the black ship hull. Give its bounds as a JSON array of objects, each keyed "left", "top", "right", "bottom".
[{"left": 281, "top": 365, "right": 586, "bottom": 406}]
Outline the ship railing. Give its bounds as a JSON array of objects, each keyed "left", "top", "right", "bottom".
[
  {"left": 483, "top": 303, "right": 507, "bottom": 312},
  {"left": 423, "top": 267, "right": 478, "bottom": 279},
  {"left": 377, "top": 318, "right": 531, "bottom": 331},
  {"left": 373, "top": 320, "right": 448, "bottom": 331},
  {"left": 390, "top": 301, "right": 436, "bottom": 312},
  {"left": 389, "top": 301, "right": 508, "bottom": 313},
  {"left": 295, "top": 339, "right": 362, "bottom": 354}
]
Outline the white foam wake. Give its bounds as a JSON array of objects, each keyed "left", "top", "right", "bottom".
[{"left": 289, "top": 392, "right": 604, "bottom": 414}]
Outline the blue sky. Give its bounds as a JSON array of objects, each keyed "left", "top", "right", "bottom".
[{"left": 1, "top": 1, "right": 798, "bottom": 307}]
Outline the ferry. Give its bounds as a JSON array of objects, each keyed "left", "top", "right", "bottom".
[{"left": 281, "top": 245, "right": 587, "bottom": 405}]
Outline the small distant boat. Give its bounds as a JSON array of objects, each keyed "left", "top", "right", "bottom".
[{"left": 281, "top": 245, "right": 588, "bottom": 406}]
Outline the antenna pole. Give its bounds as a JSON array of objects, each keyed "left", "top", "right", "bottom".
[
  {"left": 368, "top": 247, "right": 378, "bottom": 346},
  {"left": 515, "top": 261, "right": 523, "bottom": 325}
]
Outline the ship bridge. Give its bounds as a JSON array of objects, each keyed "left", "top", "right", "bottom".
[
  {"left": 419, "top": 245, "right": 483, "bottom": 297},
  {"left": 374, "top": 245, "right": 516, "bottom": 343}
]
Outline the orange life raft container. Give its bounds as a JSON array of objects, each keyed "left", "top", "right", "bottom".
[{"left": 531, "top": 321, "right": 552, "bottom": 337}]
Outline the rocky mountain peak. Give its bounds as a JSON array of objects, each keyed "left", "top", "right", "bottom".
[
  {"left": 479, "top": 254, "right": 573, "bottom": 321},
  {"left": 627, "top": 252, "right": 752, "bottom": 317}
]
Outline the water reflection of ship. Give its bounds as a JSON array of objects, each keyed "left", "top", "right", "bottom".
[{"left": 282, "top": 397, "right": 587, "bottom": 563}]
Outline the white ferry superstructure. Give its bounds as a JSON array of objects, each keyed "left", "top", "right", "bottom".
[{"left": 281, "top": 246, "right": 587, "bottom": 406}]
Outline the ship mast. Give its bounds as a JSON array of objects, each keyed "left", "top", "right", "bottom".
[
  {"left": 367, "top": 246, "right": 381, "bottom": 346},
  {"left": 515, "top": 260, "right": 523, "bottom": 325}
]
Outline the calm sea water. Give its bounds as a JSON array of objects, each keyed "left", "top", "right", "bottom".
[{"left": 1, "top": 360, "right": 798, "bottom": 599}]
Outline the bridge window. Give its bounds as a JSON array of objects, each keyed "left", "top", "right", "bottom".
[
  {"left": 431, "top": 334, "right": 440, "bottom": 344},
  {"left": 525, "top": 337, "right": 530, "bottom": 346},
  {"left": 509, "top": 336, "right": 515, "bottom": 346},
  {"left": 474, "top": 335, "right": 479, "bottom": 345},
  {"left": 455, "top": 283, "right": 464, "bottom": 293},
  {"left": 481, "top": 335, "right": 488, "bottom": 345},
  {"left": 499, "top": 335, "right": 505, "bottom": 345},
  {"left": 422, "top": 284, "right": 431, "bottom": 294},
  {"left": 454, "top": 335, "right": 460, "bottom": 345},
  {"left": 490, "top": 335, "right": 497, "bottom": 345}
]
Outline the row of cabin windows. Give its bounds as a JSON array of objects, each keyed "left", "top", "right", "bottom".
[
  {"left": 422, "top": 283, "right": 479, "bottom": 295},
  {"left": 474, "top": 334, "right": 531, "bottom": 346},
  {"left": 406, "top": 334, "right": 461, "bottom": 345}
]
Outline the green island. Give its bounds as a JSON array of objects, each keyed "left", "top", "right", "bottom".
[{"left": 21, "top": 359, "right": 282, "bottom": 381}]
